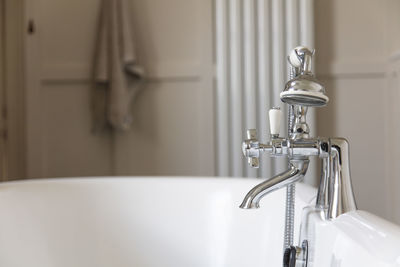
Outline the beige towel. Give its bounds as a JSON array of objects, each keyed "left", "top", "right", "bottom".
[{"left": 93, "top": 0, "right": 144, "bottom": 131}]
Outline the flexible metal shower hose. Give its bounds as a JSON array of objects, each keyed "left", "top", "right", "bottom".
[{"left": 283, "top": 67, "right": 296, "bottom": 250}]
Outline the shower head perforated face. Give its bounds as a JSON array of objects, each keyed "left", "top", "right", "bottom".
[{"left": 280, "top": 74, "right": 329, "bottom": 107}]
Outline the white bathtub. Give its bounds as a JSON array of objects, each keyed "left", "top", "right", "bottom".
[{"left": 0, "top": 177, "right": 399, "bottom": 267}]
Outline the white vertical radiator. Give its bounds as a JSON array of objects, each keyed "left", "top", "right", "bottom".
[{"left": 215, "top": 0, "right": 316, "bottom": 179}]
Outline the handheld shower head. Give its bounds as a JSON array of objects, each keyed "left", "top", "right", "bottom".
[
  {"left": 280, "top": 46, "right": 329, "bottom": 107},
  {"left": 281, "top": 74, "right": 328, "bottom": 107}
]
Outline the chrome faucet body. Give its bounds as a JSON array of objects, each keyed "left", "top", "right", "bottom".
[
  {"left": 240, "top": 46, "right": 357, "bottom": 221},
  {"left": 241, "top": 134, "right": 356, "bottom": 220}
]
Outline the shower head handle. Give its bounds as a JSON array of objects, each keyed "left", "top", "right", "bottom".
[{"left": 288, "top": 46, "right": 315, "bottom": 74}]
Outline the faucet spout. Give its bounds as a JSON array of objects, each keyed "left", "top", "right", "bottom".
[{"left": 239, "top": 159, "right": 309, "bottom": 209}]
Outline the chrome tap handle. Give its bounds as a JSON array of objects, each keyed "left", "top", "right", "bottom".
[
  {"left": 242, "top": 129, "right": 260, "bottom": 168},
  {"left": 248, "top": 157, "right": 259, "bottom": 168},
  {"left": 246, "top": 129, "right": 257, "bottom": 139}
]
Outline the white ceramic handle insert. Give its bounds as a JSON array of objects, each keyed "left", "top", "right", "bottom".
[
  {"left": 269, "top": 108, "right": 282, "bottom": 136},
  {"left": 288, "top": 48, "right": 303, "bottom": 67}
]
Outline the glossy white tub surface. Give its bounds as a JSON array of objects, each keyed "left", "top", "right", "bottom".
[
  {"left": 311, "top": 210, "right": 400, "bottom": 267},
  {"left": 0, "top": 177, "right": 399, "bottom": 267}
]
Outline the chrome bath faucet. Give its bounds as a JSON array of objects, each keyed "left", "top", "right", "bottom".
[{"left": 240, "top": 46, "right": 357, "bottom": 220}]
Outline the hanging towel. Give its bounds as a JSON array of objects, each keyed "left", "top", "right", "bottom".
[{"left": 93, "top": 0, "right": 145, "bottom": 131}]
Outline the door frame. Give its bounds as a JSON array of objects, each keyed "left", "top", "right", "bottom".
[{"left": 1, "top": 0, "right": 26, "bottom": 180}]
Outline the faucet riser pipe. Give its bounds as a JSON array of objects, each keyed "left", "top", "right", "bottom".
[{"left": 327, "top": 138, "right": 357, "bottom": 219}]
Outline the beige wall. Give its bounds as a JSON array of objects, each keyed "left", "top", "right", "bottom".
[
  {"left": 23, "top": 0, "right": 215, "bottom": 178},
  {"left": 315, "top": 0, "right": 400, "bottom": 223}
]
